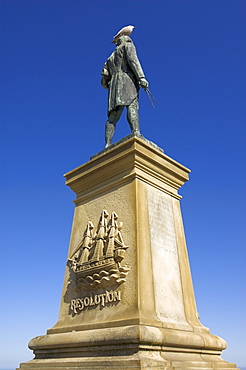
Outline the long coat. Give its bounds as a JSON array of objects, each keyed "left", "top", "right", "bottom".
[{"left": 101, "top": 37, "right": 145, "bottom": 115}]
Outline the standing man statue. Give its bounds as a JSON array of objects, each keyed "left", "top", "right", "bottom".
[{"left": 101, "top": 34, "right": 149, "bottom": 148}]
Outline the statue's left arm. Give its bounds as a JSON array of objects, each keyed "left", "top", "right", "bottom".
[{"left": 101, "top": 62, "right": 111, "bottom": 90}]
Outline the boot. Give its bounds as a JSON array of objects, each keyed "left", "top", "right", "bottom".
[
  {"left": 105, "top": 122, "right": 115, "bottom": 148},
  {"left": 127, "top": 105, "right": 140, "bottom": 135}
]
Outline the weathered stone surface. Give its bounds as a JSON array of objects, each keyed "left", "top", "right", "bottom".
[
  {"left": 17, "top": 135, "right": 239, "bottom": 370},
  {"left": 147, "top": 186, "right": 187, "bottom": 325}
]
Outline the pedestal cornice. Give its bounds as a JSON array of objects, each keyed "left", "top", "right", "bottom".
[{"left": 64, "top": 135, "right": 190, "bottom": 202}]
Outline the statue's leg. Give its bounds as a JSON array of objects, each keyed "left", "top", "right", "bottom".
[
  {"left": 127, "top": 98, "right": 140, "bottom": 135},
  {"left": 105, "top": 106, "right": 124, "bottom": 148}
]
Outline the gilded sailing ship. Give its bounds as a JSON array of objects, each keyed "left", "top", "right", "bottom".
[{"left": 68, "top": 210, "right": 130, "bottom": 290}]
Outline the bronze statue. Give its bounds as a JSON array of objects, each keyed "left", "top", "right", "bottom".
[{"left": 101, "top": 35, "right": 148, "bottom": 148}]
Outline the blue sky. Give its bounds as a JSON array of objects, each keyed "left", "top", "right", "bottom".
[{"left": 0, "top": 0, "right": 245, "bottom": 368}]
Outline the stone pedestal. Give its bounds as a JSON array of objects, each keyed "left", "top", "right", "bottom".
[{"left": 17, "top": 135, "right": 239, "bottom": 369}]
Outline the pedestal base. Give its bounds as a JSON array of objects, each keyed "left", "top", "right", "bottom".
[
  {"left": 17, "top": 325, "right": 238, "bottom": 370},
  {"left": 17, "top": 355, "right": 238, "bottom": 370}
]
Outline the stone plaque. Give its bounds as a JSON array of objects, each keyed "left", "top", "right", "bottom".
[{"left": 147, "top": 186, "right": 187, "bottom": 324}]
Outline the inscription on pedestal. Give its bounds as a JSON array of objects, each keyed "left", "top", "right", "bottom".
[
  {"left": 147, "top": 186, "right": 187, "bottom": 324},
  {"left": 70, "top": 290, "right": 121, "bottom": 314}
]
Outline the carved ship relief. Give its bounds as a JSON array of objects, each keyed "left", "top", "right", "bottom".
[{"left": 68, "top": 210, "right": 130, "bottom": 290}]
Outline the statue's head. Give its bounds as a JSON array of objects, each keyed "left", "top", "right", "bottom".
[{"left": 116, "top": 35, "right": 132, "bottom": 46}]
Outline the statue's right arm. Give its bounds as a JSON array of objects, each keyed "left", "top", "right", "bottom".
[{"left": 126, "top": 43, "right": 149, "bottom": 89}]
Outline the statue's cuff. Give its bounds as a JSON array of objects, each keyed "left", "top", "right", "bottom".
[{"left": 101, "top": 68, "right": 109, "bottom": 77}]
